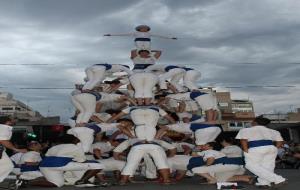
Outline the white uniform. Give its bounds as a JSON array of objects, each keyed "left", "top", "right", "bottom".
[
  {"left": 130, "top": 54, "right": 159, "bottom": 99},
  {"left": 122, "top": 106, "right": 168, "bottom": 141},
  {"left": 166, "top": 123, "right": 221, "bottom": 145},
  {"left": 192, "top": 150, "right": 244, "bottom": 182},
  {"left": 145, "top": 65, "right": 186, "bottom": 92},
  {"left": 116, "top": 139, "right": 169, "bottom": 176},
  {"left": 167, "top": 155, "right": 205, "bottom": 172},
  {"left": 0, "top": 124, "right": 14, "bottom": 182},
  {"left": 182, "top": 67, "right": 201, "bottom": 91},
  {"left": 172, "top": 142, "right": 195, "bottom": 153},
  {"left": 82, "top": 64, "right": 132, "bottom": 90},
  {"left": 236, "top": 125, "right": 286, "bottom": 186},
  {"left": 71, "top": 91, "right": 122, "bottom": 124},
  {"left": 39, "top": 144, "right": 104, "bottom": 187},
  {"left": 67, "top": 123, "right": 119, "bottom": 153},
  {"left": 19, "top": 151, "right": 43, "bottom": 180},
  {"left": 10, "top": 152, "right": 24, "bottom": 175},
  {"left": 167, "top": 91, "right": 218, "bottom": 111}
]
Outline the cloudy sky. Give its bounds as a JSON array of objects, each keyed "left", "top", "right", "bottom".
[{"left": 0, "top": 0, "right": 300, "bottom": 121}]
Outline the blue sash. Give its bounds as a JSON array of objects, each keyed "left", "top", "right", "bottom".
[
  {"left": 190, "top": 115, "right": 202, "bottom": 121},
  {"left": 94, "top": 63, "right": 112, "bottom": 70},
  {"left": 214, "top": 157, "right": 245, "bottom": 165},
  {"left": 85, "top": 123, "right": 102, "bottom": 134},
  {"left": 248, "top": 140, "right": 273, "bottom": 148},
  {"left": 84, "top": 160, "right": 99, "bottom": 163},
  {"left": 21, "top": 164, "right": 40, "bottom": 172},
  {"left": 190, "top": 91, "right": 208, "bottom": 100},
  {"left": 133, "top": 64, "right": 152, "bottom": 70},
  {"left": 130, "top": 106, "right": 159, "bottom": 112},
  {"left": 190, "top": 123, "right": 217, "bottom": 132},
  {"left": 165, "top": 65, "right": 179, "bottom": 72},
  {"left": 86, "top": 91, "right": 102, "bottom": 101},
  {"left": 183, "top": 67, "right": 194, "bottom": 71},
  {"left": 39, "top": 156, "right": 73, "bottom": 168},
  {"left": 132, "top": 142, "right": 160, "bottom": 147},
  {"left": 187, "top": 157, "right": 205, "bottom": 170},
  {"left": 135, "top": 38, "right": 151, "bottom": 41}
]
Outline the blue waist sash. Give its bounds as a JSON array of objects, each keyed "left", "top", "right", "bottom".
[
  {"left": 183, "top": 67, "right": 194, "bottom": 71},
  {"left": 248, "top": 140, "right": 273, "bottom": 148},
  {"left": 190, "top": 91, "right": 208, "bottom": 100},
  {"left": 86, "top": 91, "right": 102, "bottom": 101},
  {"left": 165, "top": 65, "right": 179, "bottom": 72},
  {"left": 12, "top": 161, "right": 20, "bottom": 168},
  {"left": 214, "top": 157, "right": 245, "bottom": 165},
  {"left": 190, "top": 123, "right": 217, "bottom": 132},
  {"left": 85, "top": 123, "right": 102, "bottom": 134},
  {"left": 135, "top": 38, "right": 151, "bottom": 41},
  {"left": 187, "top": 157, "right": 205, "bottom": 170},
  {"left": 190, "top": 115, "right": 202, "bottom": 121},
  {"left": 130, "top": 106, "right": 159, "bottom": 112},
  {"left": 21, "top": 164, "right": 40, "bottom": 172},
  {"left": 83, "top": 160, "right": 99, "bottom": 163},
  {"left": 94, "top": 63, "right": 112, "bottom": 70},
  {"left": 39, "top": 156, "right": 73, "bottom": 168},
  {"left": 132, "top": 142, "right": 160, "bottom": 147},
  {"left": 133, "top": 64, "right": 152, "bottom": 70}
]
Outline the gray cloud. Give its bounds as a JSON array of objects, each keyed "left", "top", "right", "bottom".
[{"left": 0, "top": 0, "right": 300, "bottom": 121}]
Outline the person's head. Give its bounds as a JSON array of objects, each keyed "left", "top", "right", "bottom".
[
  {"left": 60, "top": 134, "right": 80, "bottom": 144},
  {"left": 220, "top": 136, "right": 234, "bottom": 147},
  {"left": 117, "top": 118, "right": 134, "bottom": 129},
  {"left": 138, "top": 49, "right": 150, "bottom": 57},
  {"left": 135, "top": 25, "right": 151, "bottom": 32},
  {"left": 0, "top": 116, "right": 15, "bottom": 126},
  {"left": 27, "top": 141, "right": 42, "bottom": 152},
  {"left": 252, "top": 115, "right": 271, "bottom": 126},
  {"left": 198, "top": 142, "right": 216, "bottom": 151},
  {"left": 106, "top": 109, "right": 120, "bottom": 117}
]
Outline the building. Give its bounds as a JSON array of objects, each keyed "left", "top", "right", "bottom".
[{"left": 216, "top": 92, "right": 255, "bottom": 131}]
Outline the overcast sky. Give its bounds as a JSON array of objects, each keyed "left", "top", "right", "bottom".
[{"left": 0, "top": 0, "right": 300, "bottom": 121}]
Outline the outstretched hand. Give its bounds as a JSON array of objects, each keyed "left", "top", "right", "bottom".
[
  {"left": 104, "top": 34, "right": 111, "bottom": 36},
  {"left": 172, "top": 37, "right": 177, "bottom": 40}
]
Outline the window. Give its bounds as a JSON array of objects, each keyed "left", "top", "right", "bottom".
[{"left": 2, "top": 107, "right": 13, "bottom": 110}]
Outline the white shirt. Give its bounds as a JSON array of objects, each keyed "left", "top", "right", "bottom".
[
  {"left": 20, "top": 151, "right": 42, "bottom": 164},
  {"left": 172, "top": 142, "right": 195, "bottom": 153},
  {"left": 132, "top": 53, "right": 157, "bottom": 65},
  {"left": 221, "top": 145, "right": 243, "bottom": 158},
  {"left": 122, "top": 106, "right": 168, "bottom": 117},
  {"left": 110, "top": 65, "right": 133, "bottom": 75},
  {"left": 99, "top": 92, "right": 122, "bottom": 103},
  {"left": 10, "top": 152, "right": 24, "bottom": 165},
  {"left": 45, "top": 144, "right": 86, "bottom": 163},
  {"left": 0, "top": 124, "right": 13, "bottom": 140},
  {"left": 197, "top": 150, "right": 226, "bottom": 161},
  {"left": 90, "top": 142, "right": 114, "bottom": 157},
  {"left": 236, "top": 125, "right": 283, "bottom": 142}
]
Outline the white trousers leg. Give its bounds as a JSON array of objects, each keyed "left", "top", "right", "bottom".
[
  {"left": 100, "top": 158, "right": 125, "bottom": 172},
  {"left": 130, "top": 72, "right": 158, "bottom": 98},
  {"left": 194, "top": 127, "right": 221, "bottom": 145},
  {"left": 121, "top": 146, "right": 145, "bottom": 176},
  {"left": 67, "top": 127, "right": 94, "bottom": 153},
  {"left": 0, "top": 152, "right": 14, "bottom": 182},
  {"left": 183, "top": 70, "right": 201, "bottom": 90},
  {"left": 82, "top": 66, "right": 106, "bottom": 90},
  {"left": 143, "top": 154, "right": 157, "bottom": 179},
  {"left": 194, "top": 93, "right": 218, "bottom": 111},
  {"left": 159, "top": 68, "right": 185, "bottom": 91},
  {"left": 245, "top": 146, "right": 286, "bottom": 186},
  {"left": 167, "top": 155, "right": 191, "bottom": 171},
  {"left": 72, "top": 93, "right": 96, "bottom": 123}
]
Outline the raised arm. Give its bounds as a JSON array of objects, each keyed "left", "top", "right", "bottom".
[
  {"left": 106, "top": 111, "right": 127, "bottom": 123},
  {"left": 151, "top": 34, "right": 177, "bottom": 40},
  {"left": 104, "top": 32, "right": 134, "bottom": 37}
]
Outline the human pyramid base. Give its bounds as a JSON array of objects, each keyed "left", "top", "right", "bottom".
[{"left": 0, "top": 25, "right": 287, "bottom": 190}]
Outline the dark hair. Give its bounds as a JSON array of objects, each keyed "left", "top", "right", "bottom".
[
  {"left": 168, "top": 112, "right": 179, "bottom": 121},
  {"left": 60, "top": 134, "right": 79, "bottom": 144},
  {"left": 253, "top": 115, "right": 271, "bottom": 126},
  {"left": 138, "top": 50, "right": 150, "bottom": 54},
  {"left": 220, "top": 136, "right": 234, "bottom": 144},
  {"left": 0, "top": 116, "right": 12, "bottom": 124},
  {"left": 106, "top": 109, "right": 120, "bottom": 115},
  {"left": 207, "top": 142, "right": 217, "bottom": 149},
  {"left": 117, "top": 118, "right": 133, "bottom": 125}
]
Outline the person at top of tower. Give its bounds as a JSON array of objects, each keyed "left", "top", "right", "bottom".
[{"left": 104, "top": 25, "right": 177, "bottom": 51}]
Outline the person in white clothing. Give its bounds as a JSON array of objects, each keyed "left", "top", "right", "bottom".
[
  {"left": 130, "top": 49, "right": 161, "bottom": 105},
  {"left": 82, "top": 63, "right": 132, "bottom": 91},
  {"left": 0, "top": 116, "right": 27, "bottom": 183},
  {"left": 181, "top": 67, "right": 201, "bottom": 91},
  {"left": 104, "top": 25, "right": 177, "bottom": 50},
  {"left": 235, "top": 116, "right": 287, "bottom": 188}
]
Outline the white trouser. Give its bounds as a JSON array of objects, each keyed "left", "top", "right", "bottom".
[
  {"left": 100, "top": 158, "right": 125, "bottom": 172},
  {"left": 215, "top": 166, "right": 245, "bottom": 182},
  {"left": 82, "top": 65, "right": 106, "bottom": 90},
  {"left": 67, "top": 127, "right": 94, "bottom": 153},
  {"left": 121, "top": 144, "right": 169, "bottom": 176},
  {"left": 159, "top": 68, "right": 185, "bottom": 92},
  {"left": 40, "top": 162, "right": 104, "bottom": 187},
  {"left": 141, "top": 154, "right": 157, "bottom": 179},
  {"left": 167, "top": 155, "right": 191, "bottom": 172},
  {"left": 0, "top": 152, "right": 14, "bottom": 182},
  {"left": 71, "top": 93, "right": 96, "bottom": 124},
  {"left": 183, "top": 70, "right": 201, "bottom": 90},
  {"left": 244, "top": 146, "right": 286, "bottom": 186},
  {"left": 20, "top": 171, "right": 44, "bottom": 180},
  {"left": 192, "top": 164, "right": 242, "bottom": 182},
  {"left": 194, "top": 127, "right": 221, "bottom": 145},
  {"left": 129, "top": 72, "right": 158, "bottom": 98},
  {"left": 135, "top": 41, "right": 151, "bottom": 51},
  {"left": 131, "top": 109, "right": 160, "bottom": 141},
  {"left": 12, "top": 168, "right": 21, "bottom": 176},
  {"left": 194, "top": 93, "right": 218, "bottom": 111}
]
